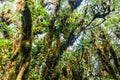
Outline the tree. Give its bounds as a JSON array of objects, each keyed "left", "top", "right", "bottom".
[{"left": 0, "top": 0, "right": 120, "bottom": 80}]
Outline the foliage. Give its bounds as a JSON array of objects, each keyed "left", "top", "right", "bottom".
[{"left": 0, "top": 0, "right": 120, "bottom": 80}]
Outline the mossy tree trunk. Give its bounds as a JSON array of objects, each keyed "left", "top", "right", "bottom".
[
  {"left": 91, "top": 27, "right": 120, "bottom": 79},
  {"left": 16, "top": 2, "right": 32, "bottom": 80},
  {"left": 4, "top": 1, "right": 32, "bottom": 80}
]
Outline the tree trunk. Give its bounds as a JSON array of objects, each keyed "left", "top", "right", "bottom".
[{"left": 4, "top": 1, "right": 32, "bottom": 80}]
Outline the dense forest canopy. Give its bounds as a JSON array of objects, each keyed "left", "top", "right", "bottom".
[{"left": 0, "top": 0, "right": 120, "bottom": 80}]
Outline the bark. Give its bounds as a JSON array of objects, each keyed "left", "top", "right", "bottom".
[
  {"left": 18, "top": 2, "right": 32, "bottom": 79},
  {"left": 43, "top": 1, "right": 87, "bottom": 79},
  {"left": 43, "top": 0, "right": 61, "bottom": 79},
  {"left": 4, "top": 1, "right": 32, "bottom": 80},
  {"left": 91, "top": 29, "right": 120, "bottom": 80},
  {"left": 101, "top": 31, "right": 120, "bottom": 74},
  {"left": 16, "top": 62, "right": 29, "bottom": 80}
]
